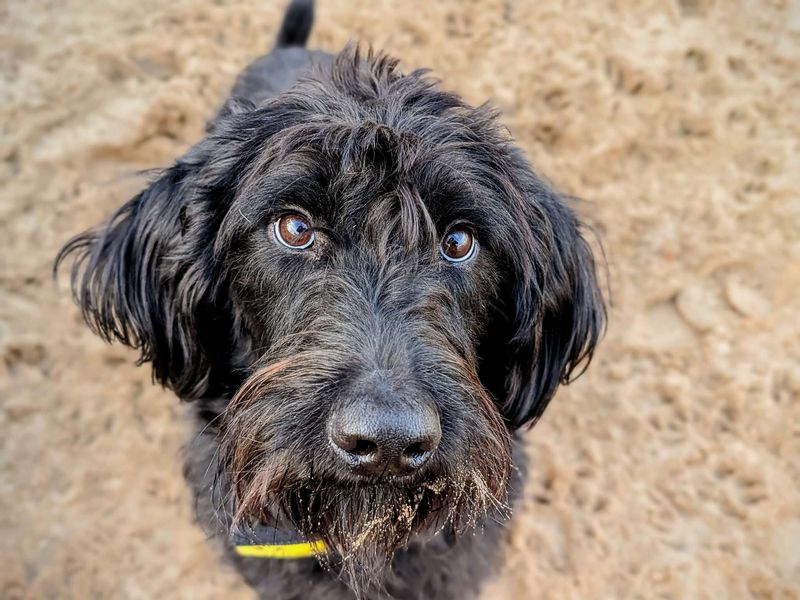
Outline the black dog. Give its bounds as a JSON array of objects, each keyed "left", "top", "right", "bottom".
[{"left": 57, "top": 0, "right": 604, "bottom": 597}]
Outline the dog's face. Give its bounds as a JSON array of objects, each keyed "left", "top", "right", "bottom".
[{"left": 58, "top": 50, "right": 603, "bottom": 584}]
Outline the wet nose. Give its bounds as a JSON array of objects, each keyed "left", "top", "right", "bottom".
[{"left": 328, "top": 398, "right": 441, "bottom": 477}]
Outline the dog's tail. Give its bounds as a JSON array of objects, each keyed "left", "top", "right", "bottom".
[{"left": 275, "top": 0, "right": 314, "bottom": 48}]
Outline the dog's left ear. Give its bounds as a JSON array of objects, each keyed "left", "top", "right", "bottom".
[{"left": 501, "top": 187, "right": 606, "bottom": 429}]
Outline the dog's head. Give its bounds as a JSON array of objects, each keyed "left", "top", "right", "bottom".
[{"left": 57, "top": 49, "right": 604, "bottom": 586}]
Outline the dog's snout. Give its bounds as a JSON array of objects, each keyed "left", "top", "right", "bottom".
[{"left": 329, "top": 399, "right": 441, "bottom": 477}]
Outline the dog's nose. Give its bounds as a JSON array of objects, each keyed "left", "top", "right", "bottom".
[{"left": 328, "top": 399, "right": 441, "bottom": 477}]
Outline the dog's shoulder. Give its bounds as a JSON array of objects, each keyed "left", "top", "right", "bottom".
[{"left": 230, "top": 48, "right": 334, "bottom": 108}]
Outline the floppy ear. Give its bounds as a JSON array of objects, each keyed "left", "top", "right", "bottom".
[
  {"left": 501, "top": 190, "right": 606, "bottom": 429},
  {"left": 55, "top": 147, "right": 240, "bottom": 399}
]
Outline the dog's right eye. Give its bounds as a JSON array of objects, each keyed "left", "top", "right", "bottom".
[
  {"left": 274, "top": 214, "right": 315, "bottom": 249},
  {"left": 440, "top": 226, "right": 476, "bottom": 263}
]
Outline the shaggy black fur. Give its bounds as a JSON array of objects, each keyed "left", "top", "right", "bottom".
[{"left": 56, "top": 1, "right": 605, "bottom": 598}]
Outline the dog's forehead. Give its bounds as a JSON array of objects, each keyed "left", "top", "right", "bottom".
[
  {"left": 243, "top": 125, "right": 515, "bottom": 233},
  {"left": 223, "top": 60, "right": 532, "bottom": 253}
]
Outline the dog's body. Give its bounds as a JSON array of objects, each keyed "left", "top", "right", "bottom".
[{"left": 57, "top": 1, "right": 604, "bottom": 598}]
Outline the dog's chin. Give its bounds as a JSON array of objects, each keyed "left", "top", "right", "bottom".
[{"left": 234, "top": 469, "right": 509, "bottom": 594}]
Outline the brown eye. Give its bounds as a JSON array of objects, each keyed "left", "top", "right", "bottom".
[
  {"left": 274, "top": 214, "right": 315, "bottom": 249},
  {"left": 440, "top": 227, "right": 476, "bottom": 263}
]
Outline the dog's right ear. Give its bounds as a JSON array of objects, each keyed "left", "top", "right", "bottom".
[{"left": 55, "top": 147, "right": 237, "bottom": 399}]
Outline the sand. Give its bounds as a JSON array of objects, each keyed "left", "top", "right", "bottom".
[{"left": 1, "top": 0, "right": 799, "bottom": 598}]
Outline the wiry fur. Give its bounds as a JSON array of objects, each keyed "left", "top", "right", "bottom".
[{"left": 56, "top": 1, "right": 605, "bottom": 598}]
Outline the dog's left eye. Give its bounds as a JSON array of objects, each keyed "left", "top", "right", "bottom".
[{"left": 274, "top": 214, "right": 315, "bottom": 249}]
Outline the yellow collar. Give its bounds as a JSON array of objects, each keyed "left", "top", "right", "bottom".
[
  {"left": 235, "top": 539, "right": 326, "bottom": 559},
  {"left": 231, "top": 524, "right": 326, "bottom": 560}
]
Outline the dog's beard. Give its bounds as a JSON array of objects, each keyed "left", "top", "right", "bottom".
[
  {"left": 226, "top": 459, "right": 510, "bottom": 595},
  {"left": 218, "top": 356, "right": 512, "bottom": 596}
]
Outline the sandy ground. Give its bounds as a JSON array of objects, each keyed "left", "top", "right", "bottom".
[{"left": 1, "top": 0, "right": 799, "bottom": 598}]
